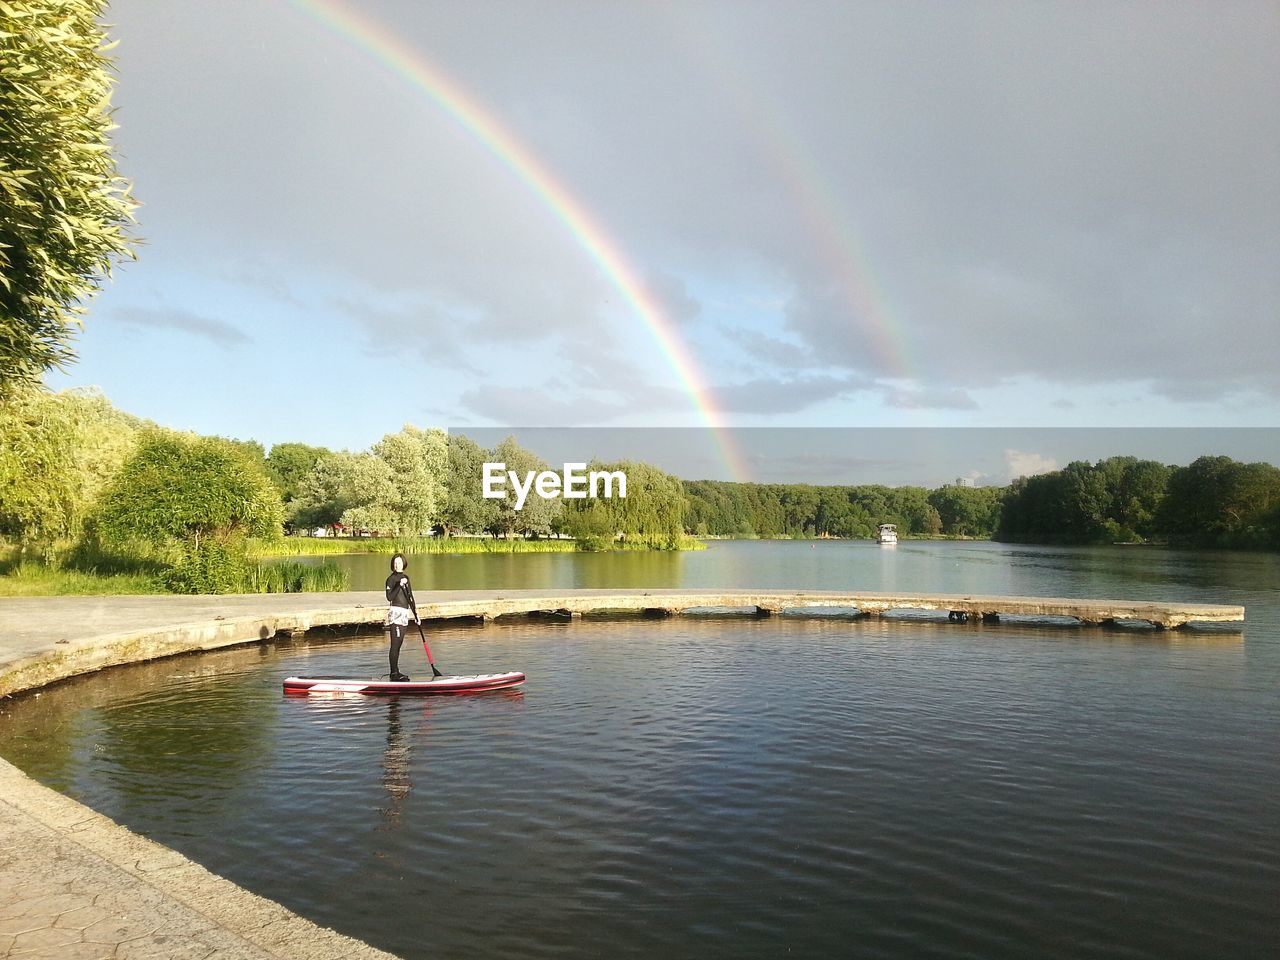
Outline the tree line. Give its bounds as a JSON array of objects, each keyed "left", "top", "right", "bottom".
[
  {"left": 997, "top": 455, "right": 1280, "bottom": 549},
  {"left": 4, "top": 389, "right": 1278, "bottom": 593},
  {"left": 0, "top": 388, "right": 692, "bottom": 590},
  {"left": 682, "top": 481, "right": 1003, "bottom": 539}
]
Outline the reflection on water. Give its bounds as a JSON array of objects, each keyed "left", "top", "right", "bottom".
[
  {"left": 1, "top": 541, "right": 1277, "bottom": 960},
  {"left": 298, "top": 538, "right": 1280, "bottom": 609}
]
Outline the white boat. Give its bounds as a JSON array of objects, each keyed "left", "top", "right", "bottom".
[{"left": 876, "top": 523, "right": 898, "bottom": 545}]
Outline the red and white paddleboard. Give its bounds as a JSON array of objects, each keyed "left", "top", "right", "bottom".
[{"left": 283, "top": 672, "right": 525, "bottom": 695}]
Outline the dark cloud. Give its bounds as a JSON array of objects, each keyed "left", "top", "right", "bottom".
[
  {"left": 106, "top": 0, "right": 1280, "bottom": 421},
  {"left": 111, "top": 306, "right": 250, "bottom": 348}
]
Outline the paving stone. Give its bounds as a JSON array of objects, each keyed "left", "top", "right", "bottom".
[
  {"left": 83, "top": 914, "right": 160, "bottom": 945},
  {"left": 115, "top": 932, "right": 217, "bottom": 960},
  {"left": 53, "top": 903, "right": 112, "bottom": 931},
  {"left": 13, "top": 891, "right": 89, "bottom": 917},
  {"left": 10, "top": 923, "right": 82, "bottom": 953},
  {"left": 0, "top": 882, "right": 69, "bottom": 909},
  {"left": 20, "top": 942, "right": 115, "bottom": 960},
  {"left": 0, "top": 913, "right": 55, "bottom": 937}
]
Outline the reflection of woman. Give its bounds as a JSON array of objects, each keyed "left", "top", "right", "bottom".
[
  {"left": 385, "top": 553, "right": 419, "bottom": 682},
  {"left": 379, "top": 698, "right": 412, "bottom": 829}
]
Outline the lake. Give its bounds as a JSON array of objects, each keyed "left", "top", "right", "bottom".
[{"left": 2, "top": 541, "right": 1277, "bottom": 959}]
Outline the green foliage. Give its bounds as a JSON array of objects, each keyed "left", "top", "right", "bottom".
[
  {"left": 249, "top": 535, "right": 583, "bottom": 556},
  {"left": 486, "top": 435, "right": 562, "bottom": 538},
  {"left": 1157, "top": 456, "right": 1280, "bottom": 548},
  {"left": 997, "top": 455, "right": 1279, "bottom": 548},
  {"left": 95, "top": 432, "right": 283, "bottom": 547},
  {"left": 928, "top": 485, "right": 1004, "bottom": 537},
  {"left": 288, "top": 450, "right": 393, "bottom": 529},
  {"left": 242, "top": 560, "right": 348, "bottom": 593},
  {"left": 0, "top": 385, "right": 146, "bottom": 545},
  {"left": 998, "top": 458, "right": 1163, "bottom": 543},
  {"left": 91, "top": 432, "right": 284, "bottom": 593},
  {"left": 0, "top": 553, "right": 159, "bottom": 596},
  {"left": 370, "top": 424, "right": 447, "bottom": 535},
  {"left": 0, "top": 0, "right": 138, "bottom": 394},
  {"left": 441, "top": 432, "right": 497, "bottom": 534},
  {"left": 562, "top": 460, "right": 686, "bottom": 549},
  {"left": 162, "top": 536, "right": 248, "bottom": 594},
  {"left": 265, "top": 441, "right": 331, "bottom": 504},
  {"left": 684, "top": 480, "right": 965, "bottom": 539}
]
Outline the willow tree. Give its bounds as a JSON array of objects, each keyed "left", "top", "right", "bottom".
[
  {"left": 0, "top": 1, "right": 138, "bottom": 395},
  {"left": 94, "top": 433, "right": 284, "bottom": 592},
  {"left": 0, "top": 386, "right": 146, "bottom": 548}
]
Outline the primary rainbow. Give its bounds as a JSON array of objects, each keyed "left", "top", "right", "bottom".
[{"left": 288, "top": 0, "right": 751, "bottom": 481}]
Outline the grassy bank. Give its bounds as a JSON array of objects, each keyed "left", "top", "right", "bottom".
[
  {"left": 0, "top": 560, "right": 161, "bottom": 596},
  {"left": 250, "top": 535, "right": 705, "bottom": 556},
  {"left": 0, "top": 543, "right": 349, "bottom": 597},
  {"left": 251, "top": 536, "right": 582, "bottom": 557}
]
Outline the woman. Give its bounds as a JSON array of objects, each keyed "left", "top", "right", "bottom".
[{"left": 385, "top": 553, "right": 419, "bottom": 682}]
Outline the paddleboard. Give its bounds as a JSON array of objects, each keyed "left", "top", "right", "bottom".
[{"left": 283, "top": 672, "right": 525, "bottom": 695}]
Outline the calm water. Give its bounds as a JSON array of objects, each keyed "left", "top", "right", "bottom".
[{"left": 2, "top": 541, "right": 1278, "bottom": 960}]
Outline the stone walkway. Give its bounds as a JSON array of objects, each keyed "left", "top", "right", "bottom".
[{"left": 0, "top": 758, "right": 396, "bottom": 959}]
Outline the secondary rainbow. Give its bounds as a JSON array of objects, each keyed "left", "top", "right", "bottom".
[
  {"left": 289, "top": 0, "right": 751, "bottom": 481},
  {"left": 660, "top": 3, "right": 915, "bottom": 383}
]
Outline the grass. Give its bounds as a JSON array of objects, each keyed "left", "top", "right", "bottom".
[
  {"left": 0, "top": 559, "right": 161, "bottom": 596},
  {"left": 1, "top": 543, "right": 348, "bottom": 596},
  {"left": 254, "top": 536, "right": 587, "bottom": 557},
  {"left": 242, "top": 560, "right": 349, "bottom": 593},
  {"left": 251, "top": 534, "right": 707, "bottom": 556}
]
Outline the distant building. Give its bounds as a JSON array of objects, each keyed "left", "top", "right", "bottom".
[{"left": 955, "top": 477, "right": 976, "bottom": 487}]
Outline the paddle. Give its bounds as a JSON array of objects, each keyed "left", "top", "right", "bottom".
[{"left": 416, "top": 621, "right": 444, "bottom": 678}]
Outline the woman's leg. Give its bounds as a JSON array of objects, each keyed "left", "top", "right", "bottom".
[{"left": 388, "top": 623, "right": 406, "bottom": 678}]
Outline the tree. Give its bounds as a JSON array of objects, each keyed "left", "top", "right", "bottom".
[
  {"left": 564, "top": 460, "right": 686, "bottom": 548},
  {"left": 1158, "top": 456, "right": 1280, "bottom": 547},
  {"left": 290, "top": 451, "right": 394, "bottom": 530},
  {"left": 93, "top": 432, "right": 284, "bottom": 592},
  {"left": 0, "top": 386, "right": 145, "bottom": 547},
  {"left": 370, "top": 425, "right": 447, "bottom": 535},
  {"left": 929, "top": 485, "right": 1003, "bottom": 537},
  {"left": 0, "top": 1, "right": 138, "bottom": 395},
  {"left": 487, "top": 436, "right": 561, "bottom": 538},
  {"left": 441, "top": 432, "right": 496, "bottom": 534},
  {"left": 265, "top": 442, "right": 332, "bottom": 504}
]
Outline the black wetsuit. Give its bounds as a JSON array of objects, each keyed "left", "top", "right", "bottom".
[{"left": 385, "top": 572, "right": 418, "bottom": 678}]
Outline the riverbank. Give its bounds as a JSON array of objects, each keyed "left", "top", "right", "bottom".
[{"left": 252, "top": 534, "right": 704, "bottom": 557}]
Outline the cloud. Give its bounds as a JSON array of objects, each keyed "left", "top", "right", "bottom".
[
  {"left": 1003, "top": 449, "right": 1059, "bottom": 481},
  {"left": 103, "top": 0, "right": 1280, "bottom": 427},
  {"left": 457, "top": 383, "right": 632, "bottom": 425},
  {"left": 644, "top": 270, "right": 702, "bottom": 326},
  {"left": 111, "top": 305, "right": 251, "bottom": 348},
  {"left": 723, "top": 328, "right": 819, "bottom": 372},
  {"left": 712, "top": 375, "right": 870, "bottom": 414},
  {"left": 880, "top": 386, "right": 978, "bottom": 410}
]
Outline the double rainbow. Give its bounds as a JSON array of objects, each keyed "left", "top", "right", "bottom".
[{"left": 289, "top": 0, "right": 750, "bottom": 481}]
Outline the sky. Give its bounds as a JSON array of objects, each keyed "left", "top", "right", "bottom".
[{"left": 48, "top": 0, "right": 1280, "bottom": 481}]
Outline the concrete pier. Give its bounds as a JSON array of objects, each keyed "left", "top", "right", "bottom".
[
  {"left": 0, "top": 589, "right": 1245, "bottom": 700},
  {"left": 0, "top": 588, "right": 1246, "bottom": 959}
]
